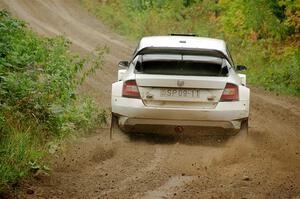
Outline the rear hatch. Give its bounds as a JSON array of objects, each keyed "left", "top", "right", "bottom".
[{"left": 135, "top": 54, "right": 228, "bottom": 109}]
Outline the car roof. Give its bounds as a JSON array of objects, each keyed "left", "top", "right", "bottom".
[{"left": 137, "top": 36, "right": 228, "bottom": 56}]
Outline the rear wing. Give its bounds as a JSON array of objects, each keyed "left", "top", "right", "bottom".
[{"left": 132, "top": 47, "right": 234, "bottom": 66}]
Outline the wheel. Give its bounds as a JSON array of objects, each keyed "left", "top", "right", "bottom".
[
  {"left": 118, "top": 124, "right": 131, "bottom": 133},
  {"left": 236, "top": 119, "right": 248, "bottom": 139},
  {"left": 114, "top": 116, "right": 132, "bottom": 133}
]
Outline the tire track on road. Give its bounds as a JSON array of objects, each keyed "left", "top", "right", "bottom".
[
  {"left": 137, "top": 175, "right": 196, "bottom": 199},
  {"left": 99, "top": 146, "right": 167, "bottom": 197}
]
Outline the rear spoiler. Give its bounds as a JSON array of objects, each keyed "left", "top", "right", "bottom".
[{"left": 132, "top": 47, "right": 233, "bottom": 66}]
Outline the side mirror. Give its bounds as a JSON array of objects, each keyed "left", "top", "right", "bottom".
[
  {"left": 118, "top": 61, "right": 129, "bottom": 69},
  {"left": 236, "top": 65, "right": 247, "bottom": 71}
]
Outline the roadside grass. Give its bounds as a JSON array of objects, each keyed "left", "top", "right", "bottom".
[
  {"left": 0, "top": 122, "right": 45, "bottom": 190},
  {"left": 0, "top": 10, "right": 107, "bottom": 192},
  {"left": 79, "top": 0, "right": 300, "bottom": 96}
]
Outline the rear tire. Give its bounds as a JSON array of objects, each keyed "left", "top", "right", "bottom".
[
  {"left": 117, "top": 118, "right": 132, "bottom": 133},
  {"left": 119, "top": 125, "right": 131, "bottom": 133}
]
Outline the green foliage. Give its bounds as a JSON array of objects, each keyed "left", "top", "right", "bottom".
[
  {"left": 270, "top": 0, "right": 300, "bottom": 34},
  {"left": 0, "top": 10, "right": 107, "bottom": 191},
  {"left": 80, "top": 0, "right": 300, "bottom": 96},
  {"left": 219, "top": 0, "right": 286, "bottom": 39},
  {"left": 251, "top": 46, "right": 300, "bottom": 94}
]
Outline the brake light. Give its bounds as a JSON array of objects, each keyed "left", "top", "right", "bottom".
[
  {"left": 122, "top": 80, "right": 140, "bottom": 98},
  {"left": 220, "top": 83, "right": 239, "bottom": 101}
]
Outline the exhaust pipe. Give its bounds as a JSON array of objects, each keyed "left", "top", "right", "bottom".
[{"left": 175, "top": 126, "right": 184, "bottom": 133}]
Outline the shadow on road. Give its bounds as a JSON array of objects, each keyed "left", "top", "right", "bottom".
[{"left": 126, "top": 131, "right": 233, "bottom": 147}]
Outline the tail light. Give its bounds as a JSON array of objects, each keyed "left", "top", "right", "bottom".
[
  {"left": 220, "top": 83, "right": 239, "bottom": 101},
  {"left": 122, "top": 80, "right": 140, "bottom": 98}
]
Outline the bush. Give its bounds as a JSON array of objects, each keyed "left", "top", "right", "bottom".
[{"left": 0, "top": 10, "right": 107, "bottom": 191}]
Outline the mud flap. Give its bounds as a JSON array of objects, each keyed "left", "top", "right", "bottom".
[
  {"left": 109, "top": 113, "right": 117, "bottom": 140},
  {"left": 235, "top": 119, "right": 248, "bottom": 141}
]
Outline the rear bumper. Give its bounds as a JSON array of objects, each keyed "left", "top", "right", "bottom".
[
  {"left": 118, "top": 117, "right": 242, "bottom": 135},
  {"left": 119, "top": 117, "right": 240, "bottom": 128},
  {"left": 112, "top": 97, "right": 249, "bottom": 131}
]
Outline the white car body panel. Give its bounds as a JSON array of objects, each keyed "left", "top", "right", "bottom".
[
  {"left": 118, "top": 69, "right": 127, "bottom": 81},
  {"left": 111, "top": 35, "right": 250, "bottom": 134},
  {"left": 238, "top": 73, "right": 247, "bottom": 86}
]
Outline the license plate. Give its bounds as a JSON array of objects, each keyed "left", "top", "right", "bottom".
[{"left": 160, "top": 88, "right": 201, "bottom": 98}]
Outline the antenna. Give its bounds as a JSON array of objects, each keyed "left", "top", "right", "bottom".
[{"left": 169, "top": 33, "right": 198, "bottom": 37}]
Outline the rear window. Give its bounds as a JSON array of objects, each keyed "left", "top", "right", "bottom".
[{"left": 135, "top": 55, "right": 228, "bottom": 76}]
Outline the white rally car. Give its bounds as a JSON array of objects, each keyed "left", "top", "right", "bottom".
[{"left": 111, "top": 34, "right": 250, "bottom": 136}]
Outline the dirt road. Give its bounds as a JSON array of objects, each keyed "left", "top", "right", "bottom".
[{"left": 2, "top": 1, "right": 300, "bottom": 198}]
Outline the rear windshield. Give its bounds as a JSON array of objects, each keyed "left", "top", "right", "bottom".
[{"left": 135, "top": 55, "right": 228, "bottom": 76}]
